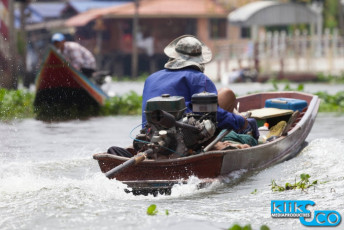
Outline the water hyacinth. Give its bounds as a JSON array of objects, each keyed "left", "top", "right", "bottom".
[
  {"left": 0, "top": 87, "right": 343, "bottom": 120},
  {"left": 146, "top": 204, "right": 158, "bottom": 216},
  {"left": 227, "top": 224, "right": 270, "bottom": 230},
  {"left": 99, "top": 91, "right": 142, "bottom": 116},
  {"left": 316, "top": 91, "right": 344, "bottom": 113},
  {"left": 0, "top": 88, "right": 35, "bottom": 120},
  {"left": 146, "top": 204, "right": 169, "bottom": 216},
  {"left": 270, "top": 173, "right": 318, "bottom": 192},
  {"left": 0, "top": 89, "right": 142, "bottom": 120}
]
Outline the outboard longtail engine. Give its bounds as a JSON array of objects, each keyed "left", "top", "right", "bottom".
[{"left": 134, "top": 92, "right": 218, "bottom": 158}]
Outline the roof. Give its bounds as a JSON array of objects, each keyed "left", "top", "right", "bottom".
[
  {"left": 228, "top": 1, "right": 319, "bottom": 27},
  {"left": 15, "top": 8, "right": 42, "bottom": 27},
  {"left": 107, "top": 0, "right": 227, "bottom": 17},
  {"left": 16, "top": 3, "right": 65, "bottom": 28},
  {"left": 28, "top": 2, "right": 67, "bottom": 19},
  {"left": 21, "top": 1, "right": 129, "bottom": 30},
  {"left": 66, "top": 0, "right": 227, "bottom": 27},
  {"left": 65, "top": 6, "right": 120, "bottom": 27},
  {"left": 68, "top": 1, "right": 129, "bottom": 13}
]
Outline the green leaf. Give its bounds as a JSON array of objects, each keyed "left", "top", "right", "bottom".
[
  {"left": 273, "top": 81, "right": 278, "bottom": 91},
  {"left": 165, "top": 209, "right": 169, "bottom": 216},
  {"left": 300, "top": 173, "right": 310, "bottom": 182},
  {"left": 228, "top": 224, "right": 243, "bottom": 230},
  {"left": 271, "top": 174, "right": 319, "bottom": 192},
  {"left": 260, "top": 225, "right": 270, "bottom": 230},
  {"left": 285, "top": 182, "right": 293, "bottom": 190},
  {"left": 243, "top": 225, "right": 252, "bottom": 230},
  {"left": 147, "top": 204, "right": 158, "bottom": 216},
  {"left": 297, "top": 84, "right": 304, "bottom": 91}
]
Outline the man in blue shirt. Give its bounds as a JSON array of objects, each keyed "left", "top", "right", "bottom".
[{"left": 142, "top": 35, "right": 259, "bottom": 150}]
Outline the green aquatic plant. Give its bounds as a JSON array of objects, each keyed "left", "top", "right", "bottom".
[
  {"left": 100, "top": 91, "right": 142, "bottom": 116},
  {"left": 228, "top": 224, "right": 252, "bottom": 230},
  {"left": 228, "top": 224, "right": 270, "bottom": 230},
  {"left": 260, "top": 226, "right": 270, "bottom": 230},
  {"left": 111, "top": 73, "right": 149, "bottom": 82},
  {"left": 316, "top": 91, "right": 344, "bottom": 113},
  {"left": 270, "top": 173, "right": 318, "bottom": 192},
  {"left": 146, "top": 204, "right": 169, "bottom": 216},
  {"left": 271, "top": 80, "right": 304, "bottom": 92},
  {"left": 0, "top": 87, "right": 343, "bottom": 120},
  {"left": 250, "top": 80, "right": 305, "bottom": 94},
  {"left": 0, "top": 88, "right": 35, "bottom": 120},
  {"left": 296, "top": 84, "right": 304, "bottom": 91},
  {"left": 251, "top": 189, "right": 258, "bottom": 194},
  {"left": 147, "top": 204, "right": 158, "bottom": 216},
  {"left": 251, "top": 81, "right": 343, "bottom": 113},
  {"left": 0, "top": 88, "right": 142, "bottom": 120},
  {"left": 316, "top": 73, "right": 344, "bottom": 83}
]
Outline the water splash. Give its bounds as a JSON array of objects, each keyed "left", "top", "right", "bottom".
[{"left": 1, "top": 134, "right": 343, "bottom": 230}]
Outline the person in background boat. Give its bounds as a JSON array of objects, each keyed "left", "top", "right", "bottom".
[
  {"left": 141, "top": 35, "right": 259, "bottom": 150},
  {"left": 51, "top": 33, "right": 96, "bottom": 78}
]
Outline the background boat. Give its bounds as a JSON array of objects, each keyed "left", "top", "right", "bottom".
[{"left": 34, "top": 47, "right": 108, "bottom": 120}]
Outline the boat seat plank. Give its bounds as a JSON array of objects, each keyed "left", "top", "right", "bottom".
[{"left": 248, "top": 108, "right": 294, "bottom": 119}]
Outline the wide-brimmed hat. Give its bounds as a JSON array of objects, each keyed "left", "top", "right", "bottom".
[{"left": 164, "top": 35, "right": 212, "bottom": 71}]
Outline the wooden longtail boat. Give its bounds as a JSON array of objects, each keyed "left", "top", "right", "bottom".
[
  {"left": 34, "top": 47, "right": 108, "bottom": 119},
  {"left": 93, "top": 91, "right": 320, "bottom": 195}
]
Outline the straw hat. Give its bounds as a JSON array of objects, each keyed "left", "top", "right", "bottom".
[{"left": 164, "top": 35, "right": 212, "bottom": 71}]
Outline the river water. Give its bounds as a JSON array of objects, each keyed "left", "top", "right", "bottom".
[
  {"left": 103, "top": 81, "right": 344, "bottom": 97},
  {"left": 1, "top": 82, "right": 344, "bottom": 230}
]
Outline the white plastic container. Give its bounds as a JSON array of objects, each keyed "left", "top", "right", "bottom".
[{"left": 258, "top": 123, "right": 269, "bottom": 144}]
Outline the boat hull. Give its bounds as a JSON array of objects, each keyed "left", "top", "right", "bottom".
[
  {"left": 93, "top": 91, "right": 320, "bottom": 194},
  {"left": 34, "top": 47, "right": 108, "bottom": 119},
  {"left": 94, "top": 152, "right": 224, "bottom": 181}
]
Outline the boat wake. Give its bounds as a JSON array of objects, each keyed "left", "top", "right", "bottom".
[
  {"left": 165, "top": 138, "right": 344, "bottom": 199},
  {"left": 0, "top": 138, "right": 342, "bottom": 200},
  {"left": 0, "top": 157, "right": 133, "bottom": 200},
  {"left": 166, "top": 169, "right": 249, "bottom": 198}
]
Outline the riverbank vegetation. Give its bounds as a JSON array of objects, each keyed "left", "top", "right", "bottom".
[
  {"left": 0, "top": 85, "right": 343, "bottom": 120},
  {"left": 269, "top": 81, "right": 344, "bottom": 113},
  {"left": 0, "top": 88, "right": 35, "bottom": 120},
  {"left": 315, "top": 91, "right": 344, "bottom": 112},
  {"left": 100, "top": 91, "right": 142, "bottom": 116},
  {"left": 316, "top": 73, "right": 344, "bottom": 84},
  {"left": 112, "top": 74, "right": 148, "bottom": 82},
  {"left": 0, "top": 88, "right": 142, "bottom": 121}
]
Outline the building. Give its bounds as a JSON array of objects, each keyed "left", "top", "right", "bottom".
[
  {"left": 65, "top": 0, "right": 232, "bottom": 76},
  {"left": 17, "top": 0, "right": 130, "bottom": 86}
]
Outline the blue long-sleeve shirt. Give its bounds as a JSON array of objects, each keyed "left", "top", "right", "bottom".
[{"left": 142, "top": 68, "right": 245, "bottom": 132}]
